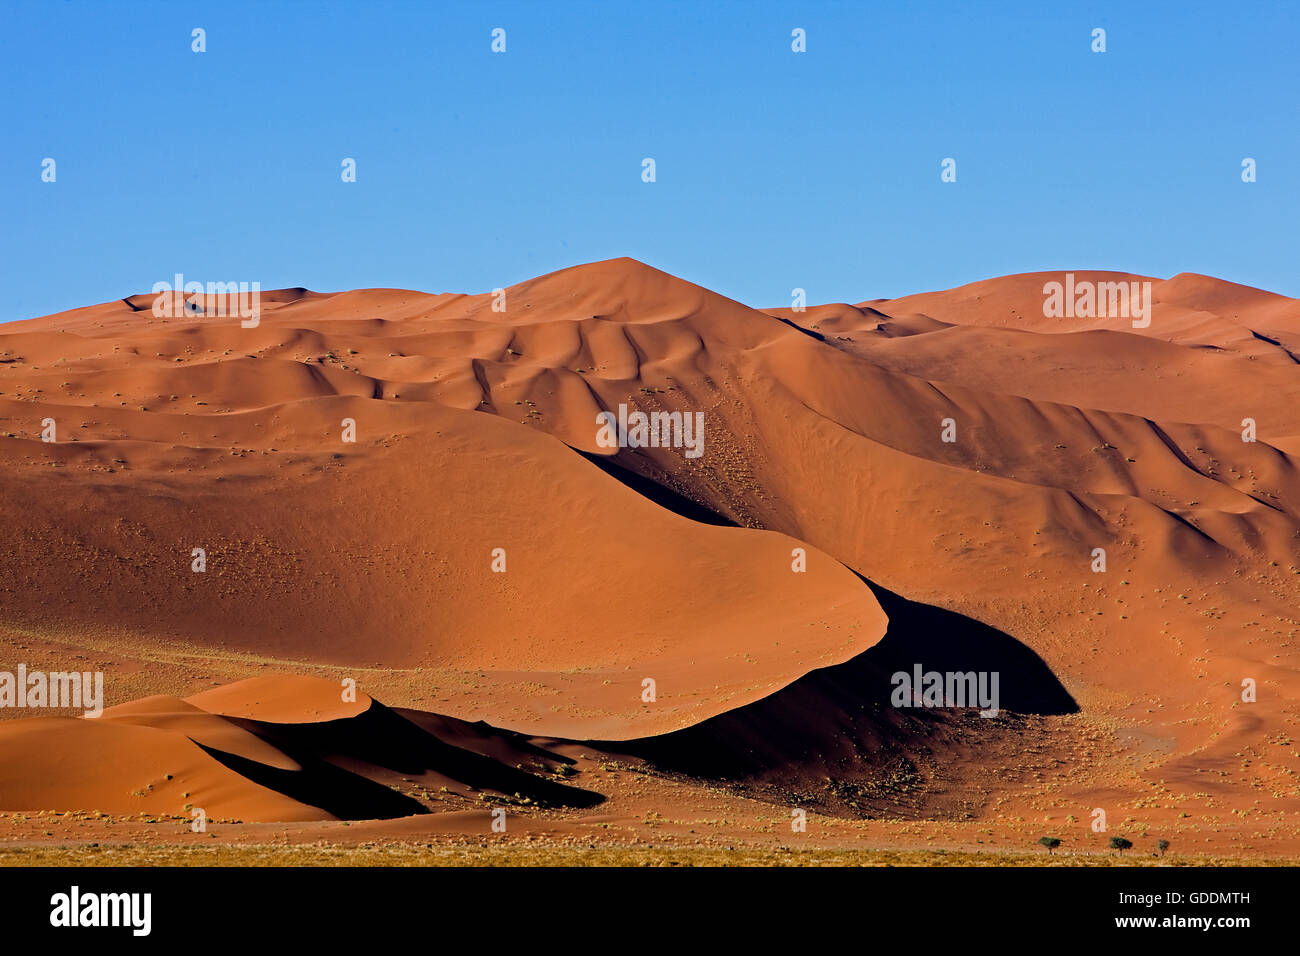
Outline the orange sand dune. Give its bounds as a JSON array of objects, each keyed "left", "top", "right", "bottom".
[
  {"left": 764, "top": 272, "right": 1300, "bottom": 432},
  {"left": 186, "top": 674, "right": 372, "bottom": 723},
  {"left": 2, "top": 259, "right": 1298, "bottom": 841},
  {"left": 0, "top": 268, "right": 888, "bottom": 738},
  {"left": 0, "top": 675, "right": 601, "bottom": 820}
]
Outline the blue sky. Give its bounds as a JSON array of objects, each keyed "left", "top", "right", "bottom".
[{"left": 3, "top": 0, "right": 1297, "bottom": 322}]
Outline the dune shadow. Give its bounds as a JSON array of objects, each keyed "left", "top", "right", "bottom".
[
  {"left": 602, "top": 576, "right": 1077, "bottom": 785},
  {"left": 574, "top": 446, "right": 1077, "bottom": 712},
  {"left": 571, "top": 442, "right": 1079, "bottom": 794},
  {"left": 576, "top": 450, "right": 734, "bottom": 526},
  {"left": 194, "top": 737, "right": 430, "bottom": 820},
  {"left": 214, "top": 700, "right": 603, "bottom": 814},
  {"left": 858, "top": 576, "right": 1079, "bottom": 717}
]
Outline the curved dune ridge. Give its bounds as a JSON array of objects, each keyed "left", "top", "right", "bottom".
[
  {"left": 0, "top": 676, "right": 603, "bottom": 820},
  {"left": 2, "top": 259, "right": 1299, "bottom": 830}
]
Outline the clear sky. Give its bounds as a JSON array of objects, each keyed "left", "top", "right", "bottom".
[{"left": 3, "top": 0, "right": 1297, "bottom": 322}]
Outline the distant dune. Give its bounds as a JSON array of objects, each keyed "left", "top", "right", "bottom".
[{"left": 2, "top": 260, "right": 1297, "bottom": 853}]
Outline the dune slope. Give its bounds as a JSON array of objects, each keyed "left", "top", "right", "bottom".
[{"left": 2, "top": 260, "right": 1298, "bottom": 829}]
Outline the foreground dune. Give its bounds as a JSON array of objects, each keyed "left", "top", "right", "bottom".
[
  {"left": 1, "top": 260, "right": 1298, "bottom": 852},
  {"left": 0, "top": 676, "right": 602, "bottom": 820}
]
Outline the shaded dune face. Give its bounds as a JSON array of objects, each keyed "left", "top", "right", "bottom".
[
  {"left": 600, "top": 580, "right": 1080, "bottom": 818},
  {"left": 0, "top": 676, "right": 601, "bottom": 820},
  {"left": 2, "top": 258, "right": 1299, "bottom": 823}
]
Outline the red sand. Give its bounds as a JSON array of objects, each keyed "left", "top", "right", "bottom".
[{"left": 2, "top": 261, "right": 1297, "bottom": 859}]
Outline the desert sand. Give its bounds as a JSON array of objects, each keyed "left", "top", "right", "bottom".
[{"left": 2, "top": 259, "right": 1298, "bottom": 863}]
